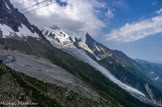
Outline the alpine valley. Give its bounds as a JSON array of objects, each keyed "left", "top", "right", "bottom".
[{"left": 0, "top": 0, "right": 162, "bottom": 107}]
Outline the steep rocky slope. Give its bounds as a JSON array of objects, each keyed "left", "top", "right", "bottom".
[
  {"left": 135, "top": 59, "right": 162, "bottom": 88},
  {"left": 0, "top": 0, "right": 158, "bottom": 106},
  {"left": 42, "top": 25, "right": 162, "bottom": 106},
  {"left": 0, "top": 50, "right": 103, "bottom": 102},
  {"left": 0, "top": 60, "right": 115, "bottom": 107}
]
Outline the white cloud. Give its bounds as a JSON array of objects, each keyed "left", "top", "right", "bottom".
[
  {"left": 106, "top": 8, "right": 114, "bottom": 19},
  {"left": 105, "top": 14, "right": 162, "bottom": 43},
  {"left": 152, "top": 1, "right": 158, "bottom": 6},
  {"left": 110, "top": 0, "right": 129, "bottom": 9},
  {"left": 11, "top": 0, "right": 106, "bottom": 36},
  {"left": 156, "top": 8, "right": 162, "bottom": 14}
]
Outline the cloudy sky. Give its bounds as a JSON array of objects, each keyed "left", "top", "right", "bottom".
[{"left": 11, "top": 0, "right": 162, "bottom": 63}]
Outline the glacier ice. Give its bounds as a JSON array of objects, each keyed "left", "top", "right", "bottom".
[
  {"left": 46, "top": 36, "right": 146, "bottom": 97},
  {"left": 42, "top": 26, "right": 146, "bottom": 97}
]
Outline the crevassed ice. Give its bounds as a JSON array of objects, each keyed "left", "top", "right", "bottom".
[
  {"left": 64, "top": 48, "right": 146, "bottom": 97},
  {"left": 42, "top": 27, "right": 101, "bottom": 60},
  {"left": 46, "top": 37, "right": 146, "bottom": 97},
  {"left": 42, "top": 26, "right": 145, "bottom": 97}
]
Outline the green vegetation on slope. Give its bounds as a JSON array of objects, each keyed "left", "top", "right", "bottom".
[
  {"left": 0, "top": 60, "right": 114, "bottom": 107},
  {"left": 0, "top": 38, "right": 152, "bottom": 107},
  {"left": 99, "top": 56, "right": 162, "bottom": 102},
  {"left": 139, "top": 63, "right": 162, "bottom": 89}
]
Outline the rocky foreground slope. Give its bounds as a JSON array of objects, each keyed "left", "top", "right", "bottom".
[{"left": 0, "top": 59, "right": 119, "bottom": 107}]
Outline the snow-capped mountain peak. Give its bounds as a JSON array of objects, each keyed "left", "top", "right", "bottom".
[
  {"left": 41, "top": 25, "right": 147, "bottom": 99},
  {"left": 41, "top": 25, "right": 100, "bottom": 59},
  {"left": 0, "top": 0, "right": 45, "bottom": 40},
  {"left": 41, "top": 26, "right": 76, "bottom": 48}
]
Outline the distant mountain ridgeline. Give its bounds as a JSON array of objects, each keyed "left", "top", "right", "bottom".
[{"left": 135, "top": 59, "right": 162, "bottom": 89}]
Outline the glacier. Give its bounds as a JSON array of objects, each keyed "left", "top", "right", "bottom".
[{"left": 45, "top": 34, "right": 146, "bottom": 98}]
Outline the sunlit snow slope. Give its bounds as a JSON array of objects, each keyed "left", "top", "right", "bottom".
[{"left": 0, "top": 24, "right": 39, "bottom": 39}]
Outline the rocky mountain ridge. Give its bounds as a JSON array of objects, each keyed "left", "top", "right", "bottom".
[
  {"left": 41, "top": 25, "right": 162, "bottom": 106},
  {"left": 0, "top": 0, "right": 161, "bottom": 106}
]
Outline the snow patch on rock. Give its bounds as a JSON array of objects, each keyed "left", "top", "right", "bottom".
[
  {"left": 18, "top": 24, "right": 39, "bottom": 38},
  {"left": 0, "top": 24, "right": 39, "bottom": 39},
  {"left": 4, "top": 1, "right": 11, "bottom": 11},
  {"left": 154, "top": 76, "right": 159, "bottom": 81}
]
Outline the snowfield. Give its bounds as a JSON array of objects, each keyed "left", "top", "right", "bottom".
[{"left": 0, "top": 24, "right": 39, "bottom": 38}]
